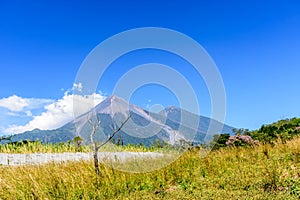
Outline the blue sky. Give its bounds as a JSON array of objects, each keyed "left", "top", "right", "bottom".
[{"left": 0, "top": 0, "right": 300, "bottom": 135}]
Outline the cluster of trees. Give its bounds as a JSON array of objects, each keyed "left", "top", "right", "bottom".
[
  {"left": 211, "top": 117, "right": 300, "bottom": 150},
  {"left": 251, "top": 117, "right": 300, "bottom": 144}
]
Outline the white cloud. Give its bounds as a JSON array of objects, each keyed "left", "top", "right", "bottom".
[
  {"left": 7, "top": 112, "right": 21, "bottom": 117},
  {"left": 4, "top": 92, "right": 105, "bottom": 134},
  {"left": 0, "top": 95, "right": 28, "bottom": 112},
  {"left": 6, "top": 110, "right": 32, "bottom": 117},
  {"left": 0, "top": 95, "right": 53, "bottom": 112},
  {"left": 72, "top": 82, "right": 83, "bottom": 92},
  {"left": 25, "top": 111, "right": 33, "bottom": 117}
]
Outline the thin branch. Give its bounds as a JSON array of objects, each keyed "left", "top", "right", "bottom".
[
  {"left": 97, "top": 114, "right": 131, "bottom": 149},
  {"left": 88, "top": 111, "right": 131, "bottom": 176},
  {"left": 89, "top": 115, "right": 101, "bottom": 147}
]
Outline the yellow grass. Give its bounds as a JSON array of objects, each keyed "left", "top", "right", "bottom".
[{"left": 1, "top": 138, "right": 300, "bottom": 199}]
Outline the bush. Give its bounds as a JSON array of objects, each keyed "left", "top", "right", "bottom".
[
  {"left": 210, "top": 134, "right": 230, "bottom": 150},
  {"left": 226, "top": 135, "right": 259, "bottom": 147}
]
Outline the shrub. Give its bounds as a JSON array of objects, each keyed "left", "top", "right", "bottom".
[
  {"left": 226, "top": 135, "right": 259, "bottom": 147},
  {"left": 210, "top": 134, "right": 230, "bottom": 150}
]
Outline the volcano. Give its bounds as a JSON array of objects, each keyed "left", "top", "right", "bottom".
[{"left": 4, "top": 95, "right": 234, "bottom": 146}]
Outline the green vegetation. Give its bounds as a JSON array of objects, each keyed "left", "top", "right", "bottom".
[
  {"left": 0, "top": 137, "right": 300, "bottom": 199},
  {"left": 251, "top": 118, "right": 300, "bottom": 144},
  {"left": 212, "top": 118, "right": 300, "bottom": 149},
  {"left": 0, "top": 139, "right": 176, "bottom": 154},
  {"left": 0, "top": 140, "right": 89, "bottom": 153},
  {"left": 210, "top": 133, "right": 230, "bottom": 150}
]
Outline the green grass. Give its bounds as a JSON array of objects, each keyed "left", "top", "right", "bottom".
[
  {"left": 0, "top": 141, "right": 175, "bottom": 154},
  {"left": 0, "top": 141, "right": 89, "bottom": 153},
  {"left": 1, "top": 137, "right": 300, "bottom": 199}
]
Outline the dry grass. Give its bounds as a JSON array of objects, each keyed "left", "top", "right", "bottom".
[{"left": 1, "top": 138, "right": 300, "bottom": 199}]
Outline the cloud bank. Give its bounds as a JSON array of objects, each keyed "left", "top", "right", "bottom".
[
  {"left": 0, "top": 95, "right": 54, "bottom": 112},
  {"left": 2, "top": 92, "right": 105, "bottom": 134}
]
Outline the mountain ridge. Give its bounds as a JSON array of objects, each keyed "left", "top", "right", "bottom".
[{"left": 2, "top": 95, "right": 234, "bottom": 145}]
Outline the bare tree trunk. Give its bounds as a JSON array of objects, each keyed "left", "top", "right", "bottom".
[
  {"left": 89, "top": 114, "right": 131, "bottom": 176},
  {"left": 89, "top": 116, "right": 100, "bottom": 176},
  {"left": 93, "top": 143, "right": 99, "bottom": 175}
]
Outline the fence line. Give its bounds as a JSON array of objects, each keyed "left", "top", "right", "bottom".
[{"left": 0, "top": 152, "right": 164, "bottom": 166}]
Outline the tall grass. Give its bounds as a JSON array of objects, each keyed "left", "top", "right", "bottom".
[
  {"left": 0, "top": 141, "right": 174, "bottom": 154},
  {"left": 0, "top": 141, "right": 89, "bottom": 153},
  {"left": 1, "top": 138, "right": 300, "bottom": 199}
]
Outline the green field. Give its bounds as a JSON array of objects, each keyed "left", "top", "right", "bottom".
[{"left": 1, "top": 137, "right": 300, "bottom": 199}]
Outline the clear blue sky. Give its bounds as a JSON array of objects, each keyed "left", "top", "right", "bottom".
[{"left": 0, "top": 0, "right": 300, "bottom": 134}]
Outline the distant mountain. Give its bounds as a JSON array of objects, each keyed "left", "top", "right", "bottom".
[
  {"left": 159, "top": 106, "right": 233, "bottom": 142},
  {"left": 3, "top": 95, "right": 234, "bottom": 146}
]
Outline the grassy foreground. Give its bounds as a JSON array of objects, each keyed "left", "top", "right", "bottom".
[
  {"left": 1, "top": 138, "right": 300, "bottom": 199},
  {"left": 0, "top": 141, "right": 169, "bottom": 154}
]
